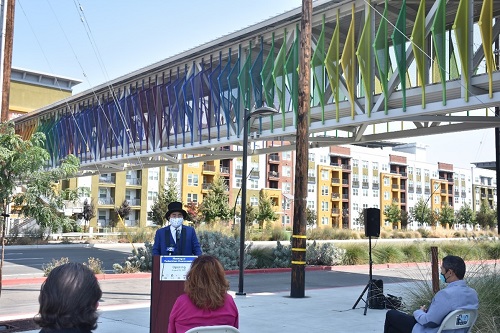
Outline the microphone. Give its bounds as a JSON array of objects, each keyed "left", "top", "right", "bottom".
[{"left": 166, "top": 245, "right": 175, "bottom": 256}]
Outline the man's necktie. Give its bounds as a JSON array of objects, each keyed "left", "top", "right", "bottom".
[{"left": 176, "top": 228, "right": 181, "bottom": 243}]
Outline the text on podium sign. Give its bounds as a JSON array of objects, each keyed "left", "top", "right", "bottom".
[{"left": 160, "top": 256, "right": 197, "bottom": 281}]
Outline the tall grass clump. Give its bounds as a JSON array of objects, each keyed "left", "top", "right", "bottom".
[
  {"left": 372, "top": 245, "right": 406, "bottom": 264},
  {"left": 340, "top": 244, "right": 369, "bottom": 265},
  {"left": 401, "top": 244, "right": 427, "bottom": 263}
]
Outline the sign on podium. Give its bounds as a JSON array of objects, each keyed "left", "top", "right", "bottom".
[{"left": 160, "top": 255, "right": 197, "bottom": 281}]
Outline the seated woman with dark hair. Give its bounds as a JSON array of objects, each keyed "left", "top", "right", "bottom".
[
  {"left": 168, "top": 255, "right": 239, "bottom": 333},
  {"left": 35, "top": 262, "right": 103, "bottom": 333}
]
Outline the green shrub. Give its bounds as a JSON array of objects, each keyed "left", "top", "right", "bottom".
[
  {"left": 84, "top": 257, "right": 104, "bottom": 274},
  {"left": 373, "top": 245, "right": 406, "bottom": 264},
  {"left": 306, "top": 241, "right": 345, "bottom": 266},
  {"left": 198, "top": 231, "right": 256, "bottom": 270},
  {"left": 417, "top": 228, "right": 430, "bottom": 238},
  {"left": 113, "top": 241, "right": 153, "bottom": 273},
  {"left": 249, "top": 247, "right": 275, "bottom": 268},
  {"left": 271, "top": 241, "right": 291, "bottom": 268},
  {"left": 42, "top": 257, "right": 70, "bottom": 276},
  {"left": 401, "top": 244, "right": 427, "bottom": 262},
  {"left": 340, "top": 244, "right": 369, "bottom": 265}
]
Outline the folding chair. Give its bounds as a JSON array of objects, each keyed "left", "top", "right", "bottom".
[
  {"left": 185, "top": 325, "right": 240, "bottom": 333},
  {"left": 436, "top": 309, "right": 478, "bottom": 333}
]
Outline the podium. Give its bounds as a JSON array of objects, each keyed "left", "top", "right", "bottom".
[{"left": 150, "top": 255, "right": 197, "bottom": 333}]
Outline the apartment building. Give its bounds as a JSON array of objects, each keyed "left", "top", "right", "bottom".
[{"left": 61, "top": 140, "right": 496, "bottom": 232}]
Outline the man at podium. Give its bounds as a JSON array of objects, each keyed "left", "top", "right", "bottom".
[{"left": 152, "top": 201, "right": 202, "bottom": 256}]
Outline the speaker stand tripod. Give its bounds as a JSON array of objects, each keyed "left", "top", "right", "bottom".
[{"left": 352, "top": 236, "right": 381, "bottom": 315}]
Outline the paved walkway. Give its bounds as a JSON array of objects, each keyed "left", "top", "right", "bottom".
[{"left": 17, "top": 282, "right": 411, "bottom": 333}]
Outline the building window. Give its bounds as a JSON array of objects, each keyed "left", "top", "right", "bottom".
[
  {"left": 353, "top": 203, "right": 359, "bottom": 212},
  {"left": 321, "top": 201, "right": 329, "bottom": 211},
  {"left": 321, "top": 170, "right": 329, "bottom": 180},
  {"left": 321, "top": 186, "right": 329, "bottom": 196},
  {"left": 167, "top": 172, "right": 178, "bottom": 182},
  {"left": 383, "top": 177, "right": 390, "bottom": 186},
  {"left": 308, "top": 184, "right": 315, "bottom": 193},
  {"left": 236, "top": 178, "right": 242, "bottom": 188},
  {"left": 187, "top": 193, "right": 198, "bottom": 203},
  {"left": 352, "top": 159, "right": 359, "bottom": 167},
  {"left": 148, "top": 169, "right": 159, "bottom": 180},
  {"left": 187, "top": 174, "right": 199, "bottom": 186},
  {"left": 362, "top": 160, "right": 369, "bottom": 169},
  {"left": 283, "top": 166, "right": 291, "bottom": 177},
  {"left": 384, "top": 191, "right": 390, "bottom": 200},
  {"left": 250, "top": 197, "right": 258, "bottom": 206},
  {"left": 249, "top": 179, "right": 259, "bottom": 189},
  {"left": 363, "top": 189, "right": 369, "bottom": 197},
  {"left": 147, "top": 191, "right": 158, "bottom": 201},
  {"left": 320, "top": 155, "right": 327, "bottom": 163},
  {"left": 282, "top": 215, "right": 291, "bottom": 225},
  {"left": 321, "top": 217, "right": 329, "bottom": 225},
  {"left": 307, "top": 201, "right": 315, "bottom": 209},
  {"left": 282, "top": 151, "right": 292, "bottom": 161},
  {"left": 372, "top": 190, "right": 379, "bottom": 197},
  {"left": 308, "top": 153, "right": 315, "bottom": 162},
  {"left": 353, "top": 188, "right": 359, "bottom": 196},
  {"left": 372, "top": 162, "right": 378, "bottom": 170}
]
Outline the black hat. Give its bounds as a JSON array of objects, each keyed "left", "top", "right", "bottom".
[{"left": 165, "top": 201, "right": 188, "bottom": 220}]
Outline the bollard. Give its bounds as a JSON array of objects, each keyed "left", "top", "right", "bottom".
[{"left": 431, "top": 246, "right": 439, "bottom": 294}]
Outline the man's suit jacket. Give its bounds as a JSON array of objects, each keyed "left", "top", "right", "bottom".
[{"left": 152, "top": 225, "right": 202, "bottom": 256}]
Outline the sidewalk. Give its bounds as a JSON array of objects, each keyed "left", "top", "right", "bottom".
[{"left": 8, "top": 281, "right": 413, "bottom": 333}]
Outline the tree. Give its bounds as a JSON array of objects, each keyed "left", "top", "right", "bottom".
[
  {"left": 411, "top": 197, "right": 431, "bottom": 225},
  {"left": 148, "top": 176, "right": 179, "bottom": 226},
  {"left": 455, "top": 203, "right": 475, "bottom": 228},
  {"left": 476, "top": 199, "right": 495, "bottom": 230},
  {"left": 256, "top": 190, "right": 278, "bottom": 229},
  {"left": 0, "top": 122, "right": 79, "bottom": 297},
  {"left": 438, "top": 203, "right": 455, "bottom": 228},
  {"left": 306, "top": 207, "right": 316, "bottom": 227},
  {"left": 242, "top": 203, "right": 257, "bottom": 228},
  {"left": 199, "top": 176, "right": 231, "bottom": 225},
  {"left": 113, "top": 200, "right": 131, "bottom": 228},
  {"left": 185, "top": 201, "right": 202, "bottom": 225},
  {"left": 384, "top": 201, "right": 401, "bottom": 229},
  {"left": 400, "top": 210, "right": 409, "bottom": 230},
  {"left": 82, "top": 199, "right": 96, "bottom": 232},
  {"left": 354, "top": 209, "right": 365, "bottom": 229}
]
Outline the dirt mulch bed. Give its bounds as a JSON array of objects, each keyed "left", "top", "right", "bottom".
[{"left": 0, "top": 318, "right": 39, "bottom": 332}]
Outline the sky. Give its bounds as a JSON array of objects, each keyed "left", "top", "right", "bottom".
[{"left": 11, "top": 0, "right": 497, "bottom": 169}]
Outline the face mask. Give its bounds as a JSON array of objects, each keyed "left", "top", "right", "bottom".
[
  {"left": 440, "top": 272, "right": 447, "bottom": 284},
  {"left": 170, "top": 217, "right": 183, "bottom": 228}
]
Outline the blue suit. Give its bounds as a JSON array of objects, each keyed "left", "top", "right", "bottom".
[{"left": 152, "top": 225, "right": 202, "bottom": 256}]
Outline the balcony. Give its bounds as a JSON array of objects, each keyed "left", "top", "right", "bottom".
[
  {"left": 342, "top": 209, "right": 349, "bottom": 215},
  {"left": 461, "top": 192, "right": 467, "bottom": 198},
  {"left": 202, "top": 164, "right": 216, "bottom": 172},
  {"left": 352, "top": 181, "right": 360, "bottom": 188},
  {"left": 399, "top": 172, "right": 407, "bottom": 177},
  {"left": 331, "top": 208, "right": 340, "bottom": 214},
  {"left": 126, "top": 178, "right": 141, "bottom": 186},
  {"left": 441, "top": 189, "right": 447, "bottom": 194},
  {"left": 341, "top": 164, "right": 351, "bottom": 170},
  {"left": 98, "top": 197, "right": 114, "bottom": 205},
  {"left": 202, "top": 183, "right": 212, "bottom": 190},
  {"left": 269, "top": 154, "right": 280, "bottom": 163},
  {"left": 235, "top": 169, "right": 243, "bottom": 177},
  {"left": 454, "top": 191, "right": 459, "bottom": 197},
  {"left": 416, "top": 187, "right": 422, "bottom": 194},
  {"left": 128, "top": 198, "right": 141, "bottom": 206},
  {"left": 392, "top": 184, "right": 399, "bottom": 189},
  {"left": 408, "top": 186, "right": 414, "bottom": 192},
  {"left": 400, "top": 185, "right": 405, "bottom": 190},
  {"left": 342, "top": 179, "right": 349, "bottom": 185},
  {"left": 372, "top": 183, "right": 380, "bottom": 190},
  {"left": 342, "top": 194, "right": 349, "bottom": 199},
  {"left": 268, "top": 171, "right": 280, "bottom": 178},
  {"left": 124, "top": 219, "right": 139, "bottom": 227},
  {"left": 393, "top": 198, "right": 399, "bottom": 203},
  {"left": 331, "top": 193, "right": 340, "bottom": 199},
  {"left": 220, "top": 166, "right": 230, "bottom": 174},
  {"left": 400, "top": 198, "right": 406, "bottom": 204},
  {"left": 308, "top": 176, "right": 316, "bottom": 183},
  {"left": 99, "top": 175, "right": 116, "bottom": 183},
  {"left": 331, "top": 178, "right": 340, "bottom": 185},
  {"left": 362, "top": 182, "right": 369, "bottom": 189}
]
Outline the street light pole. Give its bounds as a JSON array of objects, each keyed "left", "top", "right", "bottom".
[{"left": 237, "top": 106, "right": 279, "bottom": 296}]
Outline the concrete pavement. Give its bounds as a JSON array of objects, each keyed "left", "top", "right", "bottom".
[{"left": 13, "top": 282, "right": 413, "bottom": 333}]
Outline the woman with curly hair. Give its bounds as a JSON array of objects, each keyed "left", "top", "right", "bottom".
[
  {"left": 168, "top": 255, "right": 239, "bottom": 333},
  {"left": 35, "top": 262, "right": 102, "bottom": 333}
]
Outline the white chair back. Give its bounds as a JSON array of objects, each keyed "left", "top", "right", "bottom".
[
  {"left": 436, "top": 309, "right": 478, "bottom": 333},
  {"left": 185, "top": 325, "right": 240, "bottom": 333}
]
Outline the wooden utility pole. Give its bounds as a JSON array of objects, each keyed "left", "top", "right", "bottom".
[
  {"left": 290, "top": 0, "right": 312, "bottom": 298},
  {"left": 1, "top": 0, "right": 14, "bottom": 122}
]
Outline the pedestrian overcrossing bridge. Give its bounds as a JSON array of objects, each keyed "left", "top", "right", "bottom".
[{"left": 13, "top": 0, "right": 500, "bottom": 174}]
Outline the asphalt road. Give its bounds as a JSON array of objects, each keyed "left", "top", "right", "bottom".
[{"left": 2, "top": 245, "right": 135, "bottom": 277}]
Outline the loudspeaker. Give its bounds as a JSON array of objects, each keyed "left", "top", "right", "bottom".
[
  {"left": 368, "top": 279, "right": 385, "bottom": 309},
  {"left": 364, "top": 208, "right": 380, "bottom": 237}
]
